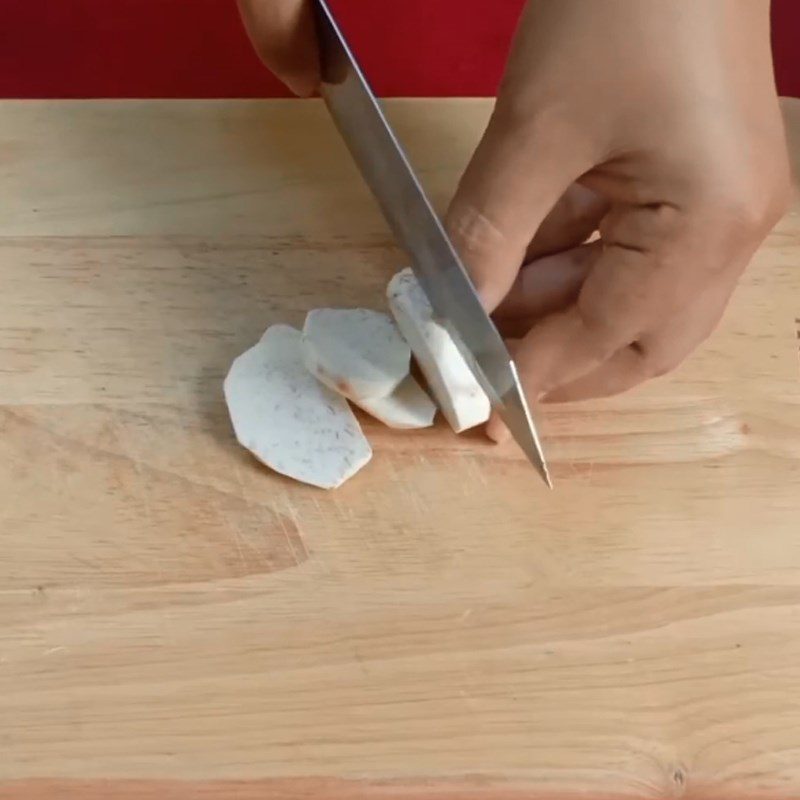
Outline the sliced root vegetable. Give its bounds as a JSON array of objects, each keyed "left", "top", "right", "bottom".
[
  {"left": 302, "top": 308, "right": 410, "bottom": 400},
  {"left": 387, "top": 268, "right": 490, "bottom": 433},
  {"left": 355, "top": 374, "right": 436, "bottom": 430},
  {"left": 302, "top": 307, "right": 434, "bottom": 430},
  {"left": 224, "top": 325, "right": 371, "bottom": 490}
]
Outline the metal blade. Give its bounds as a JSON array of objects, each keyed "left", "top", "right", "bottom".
[
  {"left": 504, "top": 362, "right": 552, "bottom": 488},
  {"left": 313, "top": 0, "right": 551, "bottom": 485}
]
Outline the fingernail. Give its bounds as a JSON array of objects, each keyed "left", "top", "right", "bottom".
[{"left": 486, "top": 416, "right": 511, "bottom": 444}]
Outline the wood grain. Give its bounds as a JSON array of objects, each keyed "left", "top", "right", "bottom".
[{"left": 0, "top": 99, "right": 799, "bottom": 799}]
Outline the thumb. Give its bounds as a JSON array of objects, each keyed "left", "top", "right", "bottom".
[
  {"left": 238, "top": 0, "right": 320, "bottom": 97},
  {"left": 445, "top": 111, "right": 591, "bottom": 311}
]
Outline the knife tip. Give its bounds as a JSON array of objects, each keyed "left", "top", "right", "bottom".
[
  {"left": 502, "top": 361, "right": 553, "bottom": 488},
  {"left": 529, "top": 439, "right": 553, "bottom": 489}
]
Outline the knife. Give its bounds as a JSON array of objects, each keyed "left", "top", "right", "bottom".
[{"left": 313, "top": 0, "right": 551, "bottom": 487}]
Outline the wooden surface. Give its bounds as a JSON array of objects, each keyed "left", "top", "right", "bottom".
[{"left": 0, "top": 98, "right": 799, "bottom": 800}]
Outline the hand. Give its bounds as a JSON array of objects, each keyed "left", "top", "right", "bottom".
[
  {"left": 237, "top": 0, "right": 319, "bottom": 96},
  {"left": 445, "top": 0, "right": 792, "bottom": 440}
]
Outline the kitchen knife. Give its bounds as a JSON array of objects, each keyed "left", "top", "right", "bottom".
[{"left": 313, "top": 0, "right": 551, "bottom": 487}]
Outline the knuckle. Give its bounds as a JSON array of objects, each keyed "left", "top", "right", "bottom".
[
  {"left": 489, "top": 94, "right": 589, "bottom": 162},
  {"left": 645, "top": 355, "right": 678, "bottom": 379},
  {"left": 699, "top": 157, "right": 792, "bottom": 237},
  {"left": 634, "top": 345, "right": 679, "bottom": 380},
  {"left": 445, "top": 202, "right": 507, "bottom": 260},
  {"left": 768, "top": 170, "right": 794, "bottom": 222},
  {"left": 723, "top": 184, "right": 785, "bottom": 233},
  {"left": 491, "top": 77, "right": 554, "bottom": 132},
  {"left": 573, "top": 303, "right": 625, "bottom": 361},
  {"left": 444, "top": 202, "right": 513, "bottom": 307}
]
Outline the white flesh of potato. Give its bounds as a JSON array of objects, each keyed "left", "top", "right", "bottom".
[
  {"left": 387, "top": 269, "right": 490, "bottom": 433},
  {"left": 356, "top": 374, "right": 437, "bottom": 430},
  {"left": 302, "top": 308, "right": 410, "bottom": 400},
  {"left": 303, "top": 307, "right": 435, "bottom": 430},
  {"left": 224, "top": 325, "right": 371, "bottom": 489}
]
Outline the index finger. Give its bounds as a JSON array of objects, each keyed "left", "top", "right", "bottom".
[{"left": 511, "top": 208, "right": 698, "bottom": 402}]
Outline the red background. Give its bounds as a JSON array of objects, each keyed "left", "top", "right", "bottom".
[{"left": 1, "top": 0, "right": 798, "bottom": 99}]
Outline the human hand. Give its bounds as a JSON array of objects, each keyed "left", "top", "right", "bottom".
[
  {"left": 237, "top": 0, "right": 319, "bottom": 96},
  {"left": 445, "top": 0, "right": 791, "bottom": 440}
]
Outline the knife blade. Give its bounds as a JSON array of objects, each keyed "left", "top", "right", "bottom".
[{"left": 313, "top": 0, "right": 551, "bottom": 487}]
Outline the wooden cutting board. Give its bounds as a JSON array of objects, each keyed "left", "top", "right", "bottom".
[{"left": 0, "top": 99, "right": 799, "bottom": 800}]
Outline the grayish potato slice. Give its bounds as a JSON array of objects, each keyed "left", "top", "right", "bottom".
[
  {"left": 224, "top": 325, "right": 372, "bottom": 489},
  {"left": 302, "top": 308, "right": 411, "bottom": 400},
  {"left": 356, "top": 374, "right": 437, "bottom": 429},
  {"left": 387, "top": 269, "right": 490, "bottom": 433},
  {"left": 303, "top": 307, "right": 436, "bottom": 430}
]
